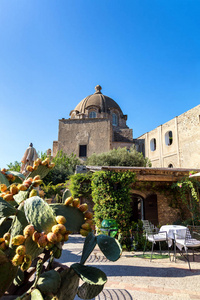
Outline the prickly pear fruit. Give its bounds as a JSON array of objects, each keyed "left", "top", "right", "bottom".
[
  {"left": 32, "top": 231, "right": 41, "bottom": 243},
  {"left": 0, "top": 184, "right": 7, "bottom": 192},
  {"left": 3, "top": 232, "right": 10, "bottom": 242},
  {"left": 81, "top": 223, "right": 90, "bottom": 231},
  {"left": 23, "top": 225, "right": 35, "bottom": 238},
  {"left": 32, "top": 180, "right": 43, "bottom": 187},
  {"left": 33, "top": 175, "right": 41, "bottom": 181},
  {"left": 0, "top": 242, "right": 7, "bottom": 251},
  {"left": 12, "top": 254, "right": 24, "bottom": 266},
  {"left": 23, "top": 254, "right": 32, "bottom": 263},
  {"left": 35, "top": 158, "right": 42, "bottom": 165},
  {"left": 56, "top": 215, "right": 66, "bottom": 225},
  {"left": 52, "top": 224, "right": 66, "bottom": 235},
  {"left": 42, "top": 158, "right": 50, "bottom": 166},
  {"left": 29, "top": 189, "right": 37, "bottom": 197},
  {"left": 63, "top": 233, "right": 69, "bottom": 242},
  {"left": 78, "top": 203, "right": 88, "bottom": 212},
  {"left": 80, "top": 229, "right": 89, "bottom": 237},
  {"left": 56, "top": 233, "right": 63, "bottom": 243},
  {"left": 37, "top": 235, "right": 48, "bottom": 248},
  {"left": 73, "top": 198, "right": 80, "bottom": 207},
  {"left": 10, "top": 184, "right": 18, "bottom": 195},
  {"left": 12, "top": 235, "right": 26, "bottom": 246},
  {"left": 27, "top": 165, "right": 34, "bottom": 172},
  {"left": 64, "top": 196, "right": 73, "bottom": 206},
  {"left": 18, "top": 184, "right": 27, "bottom": 191},
  {"left": 23, "top": 180, "right": 32, "bottom": 188},
  {"left": 3, "top": 193, "right": 14, "bottom": 201},
  {"left": 45, "top": 242, "right": 54, "bottom": 250},
  {"left": 16, "top": 245, "right": 26, "bottom": 256},
  {"left": 0, "top": 238, "right": 5, "bottom": 243},
  {"left": 47, "top": 232, "right": 57, "bottom": 244},
  {"left": 84, "top": 211, "right": 93, "bottom": 219},
  {"left": 49, "top": 163, "right": 55, "bottom": 168},
  {"left": 85, "top": 219, "right": 93, "bottom": 226}
]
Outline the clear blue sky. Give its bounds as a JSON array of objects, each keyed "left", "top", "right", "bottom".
[{"left": 0, "top": 0, "right": 200, "bottom": 168}]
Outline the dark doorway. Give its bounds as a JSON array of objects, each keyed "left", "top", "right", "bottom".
[
  {"left": 130, "top": 194, "right": 144, "bottom": 222},
  {"left": 144, "top": 194, "right": 158, "bottom": 225}
]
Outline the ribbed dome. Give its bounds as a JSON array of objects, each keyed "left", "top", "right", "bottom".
[{"left": 73, "top": 85, "right": 123, "bottom": 115}]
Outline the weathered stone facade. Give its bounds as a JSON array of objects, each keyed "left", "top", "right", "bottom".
[
  {"left": 137, "top": 104, "right": 200, "bottom": 169},
  {"left": 53, "top": 85, "right": 133, "bottom": 158}
]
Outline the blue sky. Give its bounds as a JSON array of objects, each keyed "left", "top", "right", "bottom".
[{"left": 0, "top": 0, "right": 200, "bottom": 167}]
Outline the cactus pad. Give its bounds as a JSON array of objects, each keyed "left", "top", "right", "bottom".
[
  {"left": 30, "top": 288, "right": 44, "bottom": 300},
  {"left": 0, "top": 217, "right": 12, "bottom": 238},
  {"left": 6, "top": 171, "right": 25, "bottom": 183},
  {"left": 50, "top": 204, "right": 84, "bottom": 232},
  {"left": 80, "top": 232, "right": 97, "bottom": 265},
  {"left": 24, "top": 196, "right": 57, "bottom": 234},
  {"left": 0, "top": 172, "right": 9, "bottom": 186},
  {"left": 78, "top": 282, "right": 104, "bottom": 299},
  {"left": 71, "top": 263, "right": 107, "bottom": 285},
  {"left": 0, "top": 197, "right": 17, "bottom": 218},
  {"left": 13, "top": 190, "right": 29, "bottom": 205},
  {"left": 37, "top": 270, "right": 61, "bottom": 295},
  {"left": 56, "top": 268, "right": 79, "bottom": 300},
  {"left": 27, "top": 164, "right": 51, "bottom": 180},
  {"left": 62, "top": 189, "right": 72, "bottom": 203},
  {"left": 96, "top": 235, "right": 122, "bottom": 261}
]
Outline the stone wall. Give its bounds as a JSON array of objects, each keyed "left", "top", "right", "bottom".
[
  {"left": 57, "top": 118, "right": 112, "bottom": 158},
  {"left": 137, "top": 104, "right": 200, "bottom": 168}
]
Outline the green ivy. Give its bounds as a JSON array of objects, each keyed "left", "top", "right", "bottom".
[
  {"left": 171, "top": 175, "right": 200, "bottom": 224},
  {"left": 91, "top": 171, "right": 136, "bottom": 233},
  {"left": 69, "top": 173, "right": 93, "bottom": 198}
]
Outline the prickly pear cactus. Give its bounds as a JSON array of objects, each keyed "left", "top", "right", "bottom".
[{"left": 0, "top": 161, "right": 122, "bottom": 300}]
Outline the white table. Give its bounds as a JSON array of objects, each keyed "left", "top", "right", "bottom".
[{"left": 159, "top": 225, "right": 187, "bottom": 249}]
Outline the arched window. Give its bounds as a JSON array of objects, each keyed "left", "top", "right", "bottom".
[
  {"left": 112, "top": 113, "right": 118, "bottom": 126},
  {"left": 168, "top": 163, "right": 173, "bottom": 168},
  {"left": 150, "top": 138, "right": 156, "bottom": 151},
  {"left": 165, "top": 131, "right": 173, "bottom": 146},
  {"left": 89, "top": 111, "right": 97, "bottom": 118}
]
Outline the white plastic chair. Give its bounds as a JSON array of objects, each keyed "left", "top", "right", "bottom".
[
  {"left": 142, "top": 220, "right": 170, "bottom": 261},
  {"left": 174, "top": 225, "right": 200, "bottom": 270}
]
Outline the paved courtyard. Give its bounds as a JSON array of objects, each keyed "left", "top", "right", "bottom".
[{"left": 58, "top": 235, "right": 200, "bottom": 300}]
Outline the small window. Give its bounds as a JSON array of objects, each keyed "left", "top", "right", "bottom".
[
  {"left": 168, "top": 164, "right": 173, "bottom": 168},
  {"left": 150, "top": 138, "right": 156, "bottom": 151},
  {"left": 79, "top": 145, "right": 87, "bottom": 157},
  {"left": 89, "top": 111, "right": 97, "bottom": 118},
  {"left": 165, "top": 131, "right": 173, "bottom": 146},
  {"left": 112, "top": 113, "right": 118, "bottom": 126}
]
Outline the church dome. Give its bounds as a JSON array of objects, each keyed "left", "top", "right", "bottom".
[{"left": 72, "top": 85, "right": 123, "bottom": 115}]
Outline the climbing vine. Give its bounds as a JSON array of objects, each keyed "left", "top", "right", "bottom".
[{"left": 91, "top": 171, "right": 136, "bottom": 233}]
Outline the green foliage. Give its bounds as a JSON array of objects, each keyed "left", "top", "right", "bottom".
[
  {"left": 91, "top": 171, "right": 136, "bottom": 233},
  {"left": 41, "top": 182, "right": 68, "bottom": 200},
  {"left": 171, "top": 175, "right": 200, "bottom": 224},
  {"left": 43, "top": 150, "right": 81, "bottom": 185},
  {"left": 86, "top": 146, "right": 151, "bottom": 167},
  {"left": 69, "top": 173, "right": 92, "bottom": 198},
  {"left": 7, "top": 161, "right": 21, "bottom": 172}
]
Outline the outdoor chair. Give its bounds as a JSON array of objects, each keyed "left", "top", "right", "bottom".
[
  {"left": 142, "top": 220, "right": 170, "bottom": 261},
  {"left": 174, "top": 225, "right": 200, "bottom": 270}
]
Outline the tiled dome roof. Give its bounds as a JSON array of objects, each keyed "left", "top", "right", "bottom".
[{"left": 74, "top": 85, "right": 123, "bottom": 114}]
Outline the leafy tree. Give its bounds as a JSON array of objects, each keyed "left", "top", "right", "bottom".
[
  {"left": 43, "top": 150, "right": 81, "bottom": 185},
  {"left": 86, "top": 146, "right": 151, "bottom": 167},
  {"left": 7, "top": 161, "right": 21, "bottom": 172}
]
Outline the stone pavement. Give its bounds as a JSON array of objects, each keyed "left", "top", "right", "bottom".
[{"left": 58, "top": 235, "right": 200, "bottom": 300}]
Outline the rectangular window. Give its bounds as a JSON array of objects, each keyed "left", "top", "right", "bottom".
[{"left": 79, "top": 145, "right": 87, "bottom": 157}]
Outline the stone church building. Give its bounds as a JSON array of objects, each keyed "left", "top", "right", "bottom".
[
  {"left": 53, "top": 85, "right": 134, "bottom": 159},
  {"left": 53, "top": 84, "right": 200, "bottom": 169}
]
